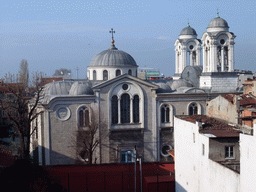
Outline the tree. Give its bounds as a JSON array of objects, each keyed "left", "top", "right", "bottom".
[
  {"left": 19, "top": 59, "right": 29, "bottom": 87},
  {"left": 75, "top": 110, "right": 107, "bottom": 165},
  {"left": 0, "top": 71, "right": 44, "bottom": 160}
]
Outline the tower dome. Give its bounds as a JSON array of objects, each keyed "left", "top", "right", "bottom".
[
  {"left": 179, "top": 24, "right": 197, "bottom": 39},
  {"left": 207, "top": 14, "right": 229, "bottom": 32}
]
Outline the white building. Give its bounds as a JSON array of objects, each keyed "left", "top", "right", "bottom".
[{"left": 174, "top": 115, "right": 240, "bottom": 192}]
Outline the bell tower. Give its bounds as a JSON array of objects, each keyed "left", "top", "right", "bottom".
[
  {"left": 174, "top": 23, "right": 202, "bottom": 79},
  {"left": 200, "top": 13, "right": 237, "bottom": 92}
]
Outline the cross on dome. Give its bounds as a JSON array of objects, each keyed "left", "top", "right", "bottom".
[
  {"left": 216, "top": 8, "right": 220, "bottom": 18},
  {"left": 109, "top": 28, "right": 115, "bottom": 42}
]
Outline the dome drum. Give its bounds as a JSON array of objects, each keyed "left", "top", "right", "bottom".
[{"left": 88, "top": 43, "right": 138, "bottom": 81}]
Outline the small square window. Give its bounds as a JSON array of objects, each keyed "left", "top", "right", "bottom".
[{"left": 225, "top": 146, "right": 234, "bottom": 159}]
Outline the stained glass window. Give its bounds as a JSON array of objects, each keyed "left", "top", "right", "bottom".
[
  {"left": 111, "top": 95, "right": 118, "bottom": 124},
  {"left": 121, "top": 93, "right": 130, "bottom": 123},
  {"left": 133, "top": 95, "right": 139, "bottom": 123}
]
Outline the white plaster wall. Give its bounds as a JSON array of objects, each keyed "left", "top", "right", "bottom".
[
  {"left": 175, "top": 117, "right": 240, "bottom": 192},
  {"left": 87, "top": 67, "right": 137, "bottom": 80},
  {"left": 240, "top": 126, "right": 256, "bottom": 192},
  {"left": 206, "top": 95, "right": 238, "bottom": 124}
]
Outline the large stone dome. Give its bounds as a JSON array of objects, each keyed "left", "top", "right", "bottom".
[
  {"left": 89, "top": 43, "right": 137, "bottom": 67},
  {"left": 207, "top": 15, "right": 229, "bottom": 32}
]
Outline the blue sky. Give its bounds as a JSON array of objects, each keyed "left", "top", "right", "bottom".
[{"left": 0, "top": 0, "right": 256, "bottom": 78}]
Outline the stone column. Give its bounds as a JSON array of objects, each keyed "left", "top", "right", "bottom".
[
  {"left": 210, "top": 43, "right": 217, "bottom": 72},
  {"left": 182, "top": 47, "right": 187, "bottom": 72},
  {"left": 221, "top": 47, "right": 224, "bottom": 72},
  {"left": 196, "top": 47, "right": 201, "bottom": 66},
  {"left": 44, "top": 110, "right": 51, "bottom": 165},
  {"left": 229, "top": 44, "right": 234, "bottom": 72},
  {"left": 203, "top": 46, "right": 207, "bottom": 72},
  {"left": 190, "top": 51, "right": 193, "bottom": 66},
  {"left": 208, "top": 48, "right": 211, "bottom": 72},
  {"left": 175, "top": 51, "right": 179, "bottom": 74},
  {"left": 38, "top": 112, "right": 43, "bottom": 165}
]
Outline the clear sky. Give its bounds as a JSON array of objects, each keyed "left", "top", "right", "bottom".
[{"left": 1, "top": 0, "right": 256, "bottom": 78}]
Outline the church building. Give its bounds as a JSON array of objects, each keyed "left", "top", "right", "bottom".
[{"left": 31, "top": 14, "right": 241, "bottom": 165}]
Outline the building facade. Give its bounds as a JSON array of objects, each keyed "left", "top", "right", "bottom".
[{"left": 31, "top": 14, "right": 242, "bottom": 165}]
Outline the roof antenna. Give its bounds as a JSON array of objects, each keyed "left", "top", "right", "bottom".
[{"left": 216, "top": 8, "right": 220, "bottom": 18}]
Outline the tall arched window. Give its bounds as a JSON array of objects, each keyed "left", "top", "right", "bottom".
[
  {"left": 79, "top": 107, "right": 89, "bottom": 127},
  {"left": 111, "top": 95, "right": 118, "bottom": 124},
  {"left": 103, "top": 70, "right": 108, "bottom": 80},
  {"left": 189, "top": 103, "right": 198, "bottom": 115},
  {"left": 161, "top": 105, "right": 170, "bottom": 123},
  {"left": 133, "top": 95, "right": 139, "bottom": 123},
  {"left": 121, "top": 93, "right": 130, "bottom": 123},
  {"left": 93, "top": 70, "right": 97, "bottom": 80},
  {"left": 128, "top": 69, "right": 132, "bottom": 75},
  {"left": 116, "top": 69, "right": 121, "bottom": 77}
]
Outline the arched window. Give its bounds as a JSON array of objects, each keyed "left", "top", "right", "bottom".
[
  {"left": 128, "top": 69, "right": 132, "bottom": 75},
  {"left": 133, "top": 95, "right": 139, "bottom": 123},
  {"left": 189, "top": 103, "right": 198, "bottom": 115},
  {"left": 121, "top": 93, "right": 130, "bottom": 123},
  {"left": 93, "top": 70, "right": 97, "bottom": 80},
  {"left": 116, "top": 69, "right": 121, "bottom": 77},
  {"left": 103, "top": 70, "right": 108, "bottom": 80},
  {"left": 111, "top": 95, "right": 118, "bottom": 124},
  {"left": 79, "top": 107, "right": 89, "bottom": 127},
  {"left": 161, "top": 105, "right": 170, "bottom": 123}
]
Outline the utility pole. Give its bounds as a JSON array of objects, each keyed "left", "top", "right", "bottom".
[{"left": 134, "top": 145, "right": 137, "bottom": 192}]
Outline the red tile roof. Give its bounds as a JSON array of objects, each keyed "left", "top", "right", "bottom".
[
  {"left": 178, "top": 115, "right": 241, "bottom": 138},
  {"left": 240, "top": 94, "right": 256, "bottom": 106},
  {"left": 222, "top": 94, "right": 235, "bottom": 104}
]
